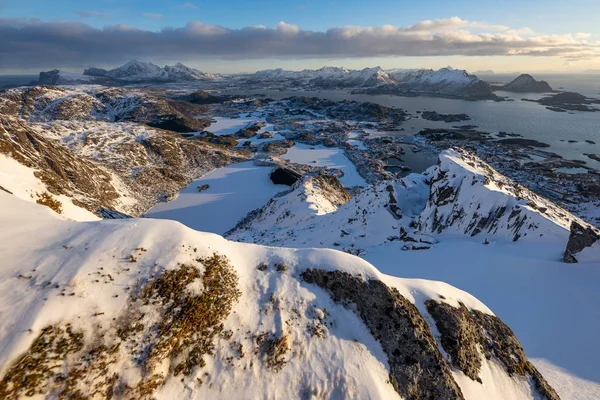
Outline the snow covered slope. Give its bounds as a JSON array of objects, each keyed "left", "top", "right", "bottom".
[
  {"left": 418, "top": 148, "right": 574, "bottom": 242},
  {"left": 227, "top": 173, "right": 431, "bottom": 253},
  {"left": 0, "top": 192, "right": 558, "bottom": 400},
  {"left": 102, "top": 60, "right": 214, "bottom": 82}
]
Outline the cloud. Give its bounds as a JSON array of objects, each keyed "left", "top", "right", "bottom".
[
  {"left": 0, "top": 17, "right": 597, "bottom": 70},
  {"left": 141, "top": 13, "right": 163, "bottom": 19},
  {"left": 75, "top": 10, "right": 110, "bottom": 18},
  {"left": 178, "top": 2, "right": 198, "bottom": 8}
]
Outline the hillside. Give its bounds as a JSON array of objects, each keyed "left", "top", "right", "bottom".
[{"left": 0, "top": 190, "right": 558, "bottom": 400}]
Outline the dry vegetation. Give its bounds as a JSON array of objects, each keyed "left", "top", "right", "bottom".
[
  {"left": 35, "top": 191, "right": 63, "bottom": 214},
  {"left": 0, "top": 252, "right": 241, "bottom": 399}
]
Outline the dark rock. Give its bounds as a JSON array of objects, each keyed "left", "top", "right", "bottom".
[
  {"left": 147, "top": 115, "right": 206, "bottom": 133},
  {"left": 493, "top": 74, "right": 553, "bottom": 93},
  {"left": 426, "top": 301, "right": 560, "bottom": 400},
  {"left": 38, "top": 70, "right": 61, "bottom": 85},
  {"left": 587, "top": 154, "right": 600, "bottom": 162},
  {"left": 83, "top": 67, "right": 109, "bottom": 77},
  {"left": 525, "top": 92, "right": 600, "bottom": 112},
  {"left": 421, "top": 111, "right": 471, "bottom": 123},
  {"left": 563, "top": 221, "right": 600, "bottom": 263},
  {"left": 302, "top": 269, "right": 464, "bottom": 400},
  {"left": 270, "top": 167, "right": 302, "bottom": 186},
  {"left": 180, "top": 90, "right": 226, "bottom": 105}
]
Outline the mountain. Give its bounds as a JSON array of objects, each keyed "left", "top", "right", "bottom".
[
  {"left": 493, "top": 74, "right": 553, "bottom": 93},
  {"left": 362, "top": 67, "right": 502, "bottom": 101},
  {"left": 228, "top": 148, "right": 600, "bottom": 263},
  {"left": 0, "top": 183, "right": 559, "bottom": 400},
  {"left": 250, "top": 66, "right": 395, "bottom": 88}
]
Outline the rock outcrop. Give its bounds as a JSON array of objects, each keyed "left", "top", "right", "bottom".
[
  {"left": 563, "top": 221, "right": 600, "bottom": 263},
  {"left": 426, "top": 301, "right": 560, "bottom": 400},
  {"left": 302, "top": 269, "right": 464, "bottom": 400},
  {"left": 418, "top": 149, "right": 573, "bottom": 242}
]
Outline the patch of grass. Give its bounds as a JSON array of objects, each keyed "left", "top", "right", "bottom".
[{"left": 35, "top": 191, "right": 63, "bottom": 214}]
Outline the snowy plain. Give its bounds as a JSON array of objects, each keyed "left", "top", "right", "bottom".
[{"left": 144, "top": 161, "right": 288, "bottom": 234}]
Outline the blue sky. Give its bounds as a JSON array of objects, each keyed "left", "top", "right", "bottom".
[
  {"left": 3, "top": 0, "right": 599, "bottom": 34},
  {"left": 1, "top": 0, "right": 599, "bottom": 73}
]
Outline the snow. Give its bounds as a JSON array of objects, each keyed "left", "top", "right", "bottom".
[
  {"left": 282, "top": 143, "right": 367, "bottom": 187},
  {"left": 145, "top": 161, "right": 288, "bottom": 234},
  {"left": 205, "top": 116, "right": 257, "bottom": 135},
  {"left": 0, "top": 191, "right": 523, "bottom": 400},
  {"left": 533, "top": 359, "right": 600, "bottom": 400}
]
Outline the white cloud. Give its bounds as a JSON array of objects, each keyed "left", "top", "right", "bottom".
[{"left": 0, "top": 17, "right": 597, "bottom": 69}]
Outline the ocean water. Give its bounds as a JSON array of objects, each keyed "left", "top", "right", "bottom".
[
  {"left": 0, "top": 75, "right": 38, "bottom": 88},
  {"left": 232, "top": 87, "right": 600, "bottom": 170}
]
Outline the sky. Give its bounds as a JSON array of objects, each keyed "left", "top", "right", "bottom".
[{"left": 1, "top": 0, "right": 599, "bottom": 74}]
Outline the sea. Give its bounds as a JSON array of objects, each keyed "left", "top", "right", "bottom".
[
  {"left": 0, "top": 75, "right": 38, "bottom": 88},
  {"left": 228, "top": 73, "right": 600, "bottom": 171}
]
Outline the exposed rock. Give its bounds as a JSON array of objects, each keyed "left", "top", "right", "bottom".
[
  {"left": 563, "top": 221, "right": 600, "bottom": 263},
  {"left": 301, "top": 269, "right": 464, "bottom": 400},
  {"left": 270, "top": 167, "right": 302, "bottom": 186},
  {"left": 426, "top": 301, "right": 560, "bottom": 400},
  {"left": 425, "top": 301, "right": 484, "bottom": 382}
]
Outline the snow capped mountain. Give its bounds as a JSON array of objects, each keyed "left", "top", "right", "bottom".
[
  {"left": 418, "top": 148, "right": 575, "bottom": 242},
  {"left": 163, "top": 62, "right": 216, "bottom": 80},
  {"left": 227, "top": 172, "right": 432, "bottom": 252},
  {"left": 105, "top": 60, "right": 169, "bottom": 81},
  {"left": 250, "top": 66, "right": 395, "bottom": 88},
  {"left": 78, "top": 60, "right": 215, "bottom": 83},
  {"left": 398, "top": 68, "right": 493, "bottom": 96}
]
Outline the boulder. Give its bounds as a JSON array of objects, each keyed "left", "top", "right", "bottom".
[{"left": 270, "top": 167, "right": 301, "bottom": 186}]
